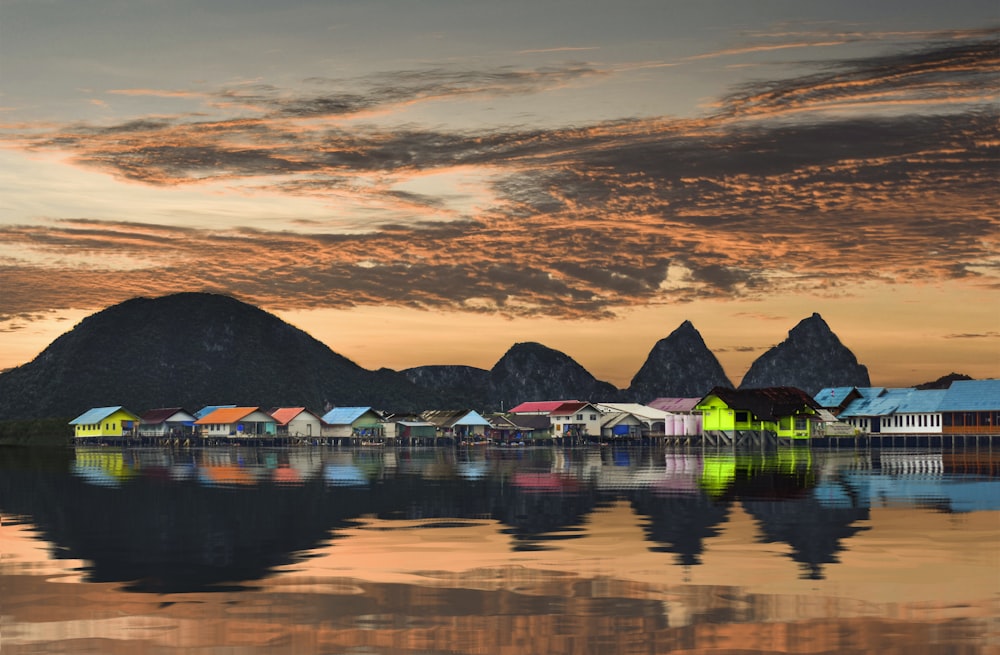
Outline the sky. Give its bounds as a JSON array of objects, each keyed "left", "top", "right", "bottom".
[{"left": 1, "top": 0, "right": 998, "bottom": 388}]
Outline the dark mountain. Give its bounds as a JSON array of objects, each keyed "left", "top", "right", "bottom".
[
  {"left": 739, "top": 313, "right": 870, "bottom": 396},
  {"left": 916, "top": 372, "right": 972, "bottom": 390},
  {"left": 402, "top": 365, "right": 490, "bottom": 409},
  {"left": 624, "top": 321, "right": 732, "bottom": 402},
  {"left": 0, "top": 293, "right": 436, "bottom": 420},
  {"left": 487, "top": 342, "right": 619, "bottom": 410}
]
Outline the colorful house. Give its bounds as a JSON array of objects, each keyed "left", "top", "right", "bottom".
[
  {"left": 549, "top": 402, "right": 605, "bottom": 439},
  {"left": 69, "top": 406, "right": 142, "bottom": 439},
  {"left": 321, "top": 407, "right": 384, "bottom": 438},
  {"left": 138, "top": 407, "right": 197, "bottom": 437},
  {"left": 194, "top": 407, "right": 277, "bottom": 438},
  {"left": 508, "top": 400, "right": 580, "bottom": 415},
  {"left": 269, "top": 407, "right": 323, "bottom": 438},
  {"left": 696, "top": 387, "right": 820, "bottom": 440},
  {"left": 420, "top": 409, "right": 492, "bottom": 440}
]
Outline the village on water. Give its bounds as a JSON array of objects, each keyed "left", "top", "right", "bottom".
[{"left": 70, "top": 379, "right": 1000, "bottom": 448}]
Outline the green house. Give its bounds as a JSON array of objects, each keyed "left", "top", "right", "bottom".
[{"left": 696, "top": 387, "right": 821, "bottom": 440}]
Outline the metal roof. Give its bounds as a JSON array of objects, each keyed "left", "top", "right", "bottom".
[
  {"left": 595, "top": 403, "right": 669, "bottom": 420},
  {"left": 507, "top": 400, "right": 578, "bottom": 414},
  {"left": 421, "top": 409, "right": 492, "bottom": 427},
  {"left": 194, "top": 405, "right": 236, "bottom": 419},
  {"left": 647, "top": 397, "right": 701, "bottom": 413},
  {"left": 70, "top": 406, "right": 137, "bottom": 425},
  {"left": 194, "top": 407, "right": 267, "bottom": 425},
  {"left": 269, "top": 407, "right": 316, "bottom": 426},
  {"left": 813, "top": 387, "right": 859, "bottom": 408},
  {"left": 321, "top": 406, "right": 376, "bottom": 425},
  {"left": 897, "top": 389, "right": 947, "bottom": 413},
  {"left": 700, "top": 387, "right": 819, "bottom": 421},
  {"left": 839, "top": 388, "right": 911, "bottom": 417},
  {"left": 939, "top": 379, "right": 1000, "bottom": 411},
  {"left": 140, "top": 407, "right": 195, "bottom": 424}
]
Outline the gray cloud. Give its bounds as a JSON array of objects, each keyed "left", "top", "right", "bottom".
[{"left": 2, "top": 36, "right": 998, "bottom": 321}]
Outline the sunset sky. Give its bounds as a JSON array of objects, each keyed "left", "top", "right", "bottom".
[{"left": 1, "top": 1, "right": 997, "bottom": 387}]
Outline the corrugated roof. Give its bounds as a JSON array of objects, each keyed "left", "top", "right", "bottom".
[
  {"left": 701, "top": 387, "right": 819, "bottom": 421},
  {"left": 507, "top": 414, "right": 550, "bottom": 430},
  {"left": 421, "top": 409, "right": 492, "bottom": 427},
  {"left": 898, "top": 389, "right": 947, "bottom": 413},
  {"left": 839, "top": 388, "right": 910, "bottom": 417},
  {"left": 141, "top": 408, "right": 194, "bottom": 424},
  {"left": 551, "top": 401, "right": 593, "bottom": 416},
  {"left": 939, "top": 379, "right": 1000, "bottom": 411},
  {"left": 647, "top": 398, "right": 701, "bottom": 413},
  {"left": 194, "top": 407, "right": 262, "bottom": 425},
  {"left": 70, "top": 406, "right": 136, "bottom": 425},
  {"left": 595, "top": 403, "right": 668, "bottom": 420},
  {"left": 508, "top": 400, "right": 578, "bottom": 414},
  {"left": 270, "top": 407, "right": 310, "bottom": 426},
  {"left": 321, "top": 406, "right": 375, "bottom": 425},
  {"left": 813, "top": 387, "right": 858, "bottom": 408},
  {"left": 194, "top": 405, "right": 236, "bottom": 419}
]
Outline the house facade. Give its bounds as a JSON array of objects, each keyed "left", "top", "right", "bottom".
[
  {"left": 138, "top": 407, "right": 196, "bottom": 437},
  {"left": 70, "top": 406, "right": 141, "bottom": 439},
  {"left": 195, "top": 407, "right": 277, "bottom": 438},
  {"left": 697, "top": 387, "right": 820, "bottom": 440},
  {"left": 321, "top": 407, "right": 384, "bottom": 438},
  {"left": 549, "top": 402, "right": 605, "bottom": 440},
  {"left": 421, "top": 410, "right": 492, "bottom": 440},
  {"left": 270, "top": 407, "right": 323, "bottom": 438}
]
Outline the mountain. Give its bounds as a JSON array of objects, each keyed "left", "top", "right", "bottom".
[
  {"left": 487, "top": 342, "right": 619, "bottom": 410},
  {"left": 624, "top": 321, "right": 733, "bottom": 402},
  {"left": 402, "top": 365, "right": 490, "bottom": 409},
  {"left": 915, "top": 372, "right": 972, "bottom": 390},
  {"left": 738, "top": 313, "right": 870, "bottom": 396},
  {"left": 0, "top": 293, "right": 436, "bottom": 420}
]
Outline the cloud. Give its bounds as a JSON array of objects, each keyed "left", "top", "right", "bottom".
[
  {"left": 1, "top": 35, "right": 998, "bottom": 322},
  {"left": 943, "top": 332, "right": 1000, "bottom": 339}
]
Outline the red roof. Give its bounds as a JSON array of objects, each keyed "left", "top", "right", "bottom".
[
  {"left": 508, "top": 400, "right": 579, "bottom": 414},
  {"left": 269, "top": 407, "right": 309, "bottom": 426},
  {"left": 552, "top": 401, "right": 596, "bottom": 416}
]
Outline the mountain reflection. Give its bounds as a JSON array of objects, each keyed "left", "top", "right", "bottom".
[{"left": 0, "top": 445, "right": 995, "bottom": 593}]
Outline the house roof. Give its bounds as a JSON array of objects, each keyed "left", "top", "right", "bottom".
[
  {"left": 70, "top": 406, "right": 138, "bottom": 425},
  {"left": 647, "top": 397, "right": 701, "bottom": 413},
  {"left": 838, "top": 388, "right": 912, "bottom": 418},
  {"left": 813, "top": 387, "right": 860, "bottom": 408},
  {"left": 421, "top": 409, "right": 492, "bottom": 427},
  {"left": 507, "top": 400, "right": 578, "bottom": 414},
  {"left": 140, "top": 408, "right": 194, "bottom": 424},
  {"left": 595, "top": 403, "right": 669, "bottom": 421},
  {"left": 194, "top": 407, "right": 265, "bottom": 425},
  {"left": 939, "top": 379, "right": 1000, "bottom": 411},
  {"left": 321, "top": 406, "right": 376, "bottom": 425},
  {"left": 269, "top": 407, "right": 315, "bottom": 426},
  {"left": 550, "top": 401, "right": 599, "bottom": 416},
  {"left": 194, "top": 405, "right": 236, "bottom": 419},
  {"left": 898, "top": 389, "right": 947, "bottom": 413},
  {"left": 700, "top": 387, "right": 820, "bottom": 421}
]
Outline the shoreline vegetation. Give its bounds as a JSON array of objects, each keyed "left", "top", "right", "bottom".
[{"left": 0, "top": 418, "right": 73, "bottom": 447}]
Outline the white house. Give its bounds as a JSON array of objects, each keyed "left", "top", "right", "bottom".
[{"left": 269, "top": 407, "right": 323, "bottom": 438}]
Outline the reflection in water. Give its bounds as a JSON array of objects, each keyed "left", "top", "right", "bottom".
[{"left": 1, "top": 445, "right": 997, "bottom": 653}]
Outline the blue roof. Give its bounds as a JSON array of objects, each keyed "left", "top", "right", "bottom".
[
  {"left": 195, "top": 405, "right": 236, "bottom": 419},
  {"left": 69, "top": 406, "right": 136, "bottom": 425},
  {"left": 897, "top": 389, "right": 946, "bottom": 413},
  {"left": 939, "top": 379, "right": 1000, "bottom": 411},
  {"left": 814, "top": 387, "right": 858, "bottom": 407},
  {"left": 839, "top": 388, "right": 909, "bottom": 418},
  {"left": 322, "top": 406, "right": 375, "bottom": 425}
]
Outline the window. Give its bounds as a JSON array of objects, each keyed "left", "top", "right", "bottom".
[
  {"left": 589, "top": 414, "right": 597, "bottom": 420},
  {"left": 576, "top": 414, "right": 583, "bottom": 421},
  {"left": 735, "top": 411, "right": 749, "bottom": 423},
  {"left": 795, "top": 418, "right": 807, "bottom": 431}
]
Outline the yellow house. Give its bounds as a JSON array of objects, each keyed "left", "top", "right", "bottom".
[
  {"left": 696, "top": 387, "right": 820, "bottom": 440},
  {"left": 69, "top": 406, "right": 142, "bottom": 438}
]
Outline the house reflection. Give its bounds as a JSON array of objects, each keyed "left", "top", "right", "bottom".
[{"left": 0, "top": 445, "right": 996, "bottom": 593}]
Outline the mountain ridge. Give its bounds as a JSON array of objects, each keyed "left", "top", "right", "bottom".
[{"left": 0, "top": 293, "right": 876, "bottom": 419}]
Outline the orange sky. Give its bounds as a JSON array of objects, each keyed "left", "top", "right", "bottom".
[{"left": 0, "top": 4, "right": 997, "bottom": 387}]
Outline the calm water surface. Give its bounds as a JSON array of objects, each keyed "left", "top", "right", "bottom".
[{"left": 0, "top": 445, "right": 997, "bottom": 654}]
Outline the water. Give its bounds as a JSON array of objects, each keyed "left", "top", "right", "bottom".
[{"left": 1, "top": 445, "right": 997, "bottom": 654}]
